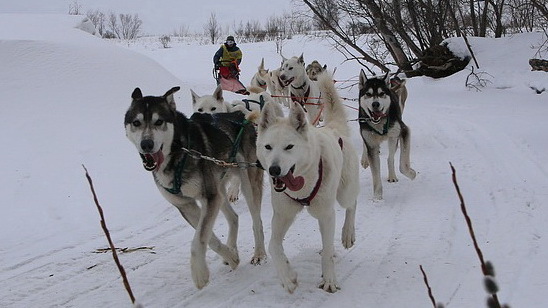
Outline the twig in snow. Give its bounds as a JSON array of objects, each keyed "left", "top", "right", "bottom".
[
  {"left": 449, "top": 163, "right": 510, "bottom": 308},
  {"left": 419, "top": 265, "right": 444, "bottom": 308},
  {"left": 83, "top": 165, "right": 136, "bottom": 305}
]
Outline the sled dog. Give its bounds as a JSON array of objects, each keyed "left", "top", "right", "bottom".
[
  {"left": 390, "top": 76, "right": 408, "bottom": 112},
  {"left": 267, "top": 68, "right": 290, "bottom": 107},
  {"left": 190, "top": 84, "right": 244, "bottom": 202},
  {"left": 257, "top": 72, "right": 359, "bottom": 293},
  {"left": 125, "top": 86, "right": 265, "bottom": 289},
  {"left": 249, "top": 58, "right": 270, "bottom": 90},
  {"left": 358, "top": 70, "right": 416, "bottom": 200},
  {"left": 279, "top": 54, "right": 323, "bottom": 125},
  {"left": 229, "top": 86, "right": 274, "bottom": 115},
  {"left": 305, "top": 60, "right": 327, "bottom": 81}
]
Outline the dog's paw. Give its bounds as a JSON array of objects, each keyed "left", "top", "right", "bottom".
[
  {"left": 250, "top": 253, "right": 267, "bottom": 265},
  {"left": 387, "top": 176, "right": 399, "bottom": 183},
  {"left": 280, "top": 270, "right": 298, "bottom": 293},
  {"left": 222, "top": 248, "right": 240, "bottom": 269},
  {"left": 227, "top": 185, "right": 240, "bottom": 203},
  {"left": 191, "top": 259, "right": 210, "bottom": 289},
  {"left": 341, "top": 225, "right": 355, "bottom": 249},
  {"left": 318, "top": 279, "right": 340, "bottom": 293},
  {"left": 403, "top": 168, "right": 417, "bottom": 180},
  {"left": 360, "top": 156, "right": 370, "bottom": 169}
]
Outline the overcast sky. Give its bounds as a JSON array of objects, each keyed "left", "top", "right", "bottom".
[{"left": 0, "top": 0, "right": 296, "bottom": 35}]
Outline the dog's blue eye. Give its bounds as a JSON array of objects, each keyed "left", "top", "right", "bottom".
[
  {"left": 132, "top": 120, "right": 141, "bottom": 127},
  {"left": 265, "top": 145, "right": 272, "bottom": 150},
  {"left": 154, "top": 119, "right": 164, "bottom": 126},
  {"left": 285, "top": 144, "right": 294, "bottom": 150}
]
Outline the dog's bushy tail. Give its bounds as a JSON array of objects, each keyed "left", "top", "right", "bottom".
[{"left": 318, "top": 71, "right": 350, "bottom": 136}]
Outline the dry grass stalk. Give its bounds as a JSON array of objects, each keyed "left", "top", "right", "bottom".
[{"left": 83, "top": 165, "right": 136, "bottom": 304}]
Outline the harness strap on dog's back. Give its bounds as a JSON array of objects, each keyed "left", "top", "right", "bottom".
[
  {"left": 221, "top": 118, "right": 250, "bottom": 179},
  {"left": 241, "top": 95, "right": 265, "bottom": 111},
  {"left": 284, "top": 159, "right": 323, "bottom": 206},
  {"left": 162, "top": 126, "right": 192, "bottom": 195}
]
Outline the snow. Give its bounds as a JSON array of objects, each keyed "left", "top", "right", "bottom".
[
  {"left": 1, "top": 13, "right": 547, "bottom": 308},
  {"left": 0, "top": 0, "right": 294, "bottom": 35}
]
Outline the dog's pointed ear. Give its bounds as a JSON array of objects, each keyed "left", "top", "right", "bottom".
[
  {"left": 289, "top": 102, "right": 308, "bottom": 134},
  {"left": 259, "top": 57, "right": 265, "bottom": 70},
  {"left": 132, "top": 88, "right": 143, "bottom": 100},
  {"left": 322, "top": 64, "right": 327, "bottom": 71},
  {"left": 359, "top": 69, "right": 367, "bottom": 89},
  {"left": 280, "top": 54, "right": 287, "bottom": 67},
  {"left": 213, "top": 84, "right": 224, "bottom": 102},
  {"left": 259, "top": 101, "right": 281, "bottom": 133},
  {"left": 163, "top": 86, "right": 180, "bottom": 110},
  {"left": 190, "top": 89, "right": 200, "bottom": 106},
  {"left": 298, "top": 53, "right": 305, "bottom": 65},
  {"left": 382, "top": 71, "right": 391, "bottom": 85}
]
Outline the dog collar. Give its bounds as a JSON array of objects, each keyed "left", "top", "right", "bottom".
[
  {"left": 291, "top": 80, "right": 308, "bottom": 90},
  {"left": 361, "top": 117, "right": 390, "bottom": 135},
  {"left": 284, "top": 159, "right": 323, "bottom": 206}
]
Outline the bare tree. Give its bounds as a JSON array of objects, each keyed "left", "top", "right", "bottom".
[
  {"left": 119, "top": 14, "right": 142, "bottom": 39},
  {"left": 86, "top": 10, "right": 106, "bottom": 37},
  {"left": 204, "top": 12, "right": 221, "bottom": 44},
  {"left": 68, "top": 0, "right": 82, "bottom": 15}
]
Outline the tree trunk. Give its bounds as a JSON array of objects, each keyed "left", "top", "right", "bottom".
[{"left": 359, "top": 0, "right": 413, "bottom": 71}]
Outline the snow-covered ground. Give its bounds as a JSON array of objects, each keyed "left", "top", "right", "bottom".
[{"left": 0, "top": 13, "right": 547, "bottom": 308}]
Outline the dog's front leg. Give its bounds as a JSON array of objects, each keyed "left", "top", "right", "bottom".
[
  {"left": 367, "top": 144, "right": 383, "bottom": 200},
  {"left": 360, "top": 142, "right": 369, "bottom": 169},
  {"left": 399, "top": 127, "right": 417, "bottom": 180},
  {"left": 317, "top": 210, "right": 339, "bottom": 293},
  {"left": 387, "top": 137, "right": 399, "bottom": 182},
  {"left": 172, "top": 198, "right": 239, "bottom": 269},
  {"left": 269, "top": 202, "right": 300, "bottom": 293},
  {"left": 191, "top": 192, "right": 224, "bottom": 289}
]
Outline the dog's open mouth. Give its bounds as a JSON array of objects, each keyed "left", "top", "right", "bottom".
[
  {"left": 272, "top": 165, "right": 305, "bottom": 192},
  {"left": 282, "top": 77, "right": 294, "bottom": 87},
  {"left": 368, "top": 109, "right": 386, "bottom": 124},
  {"left": 140, "top": 147, "right": 164, "bottom": 171}
]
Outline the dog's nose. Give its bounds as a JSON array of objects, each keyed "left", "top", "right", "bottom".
[
  {"left": 269, "top": 165, "right": 281, "bottom": 177},
  {"left": 372, "top": 101, "right": 380, "bottom": 109},
  {"left": 279, "top": 74, "right": 286, "bottom": 80},
  {"left": 140, "top": 139, "right": 154, "bottom": 152}
]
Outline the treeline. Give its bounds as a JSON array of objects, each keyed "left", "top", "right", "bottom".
[{"left": 302, "top": 0, "right": 548, "bottom": 76}]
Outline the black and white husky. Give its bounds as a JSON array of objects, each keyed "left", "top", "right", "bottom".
[
  {"left": 124, "top": 86, "right": 265, "bottom": 289},
  {"left": 358, "top": 70, "right": 416, "bottom": 200}
]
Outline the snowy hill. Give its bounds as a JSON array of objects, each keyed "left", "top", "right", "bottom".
[{"left": 0, "top": 13, "right": 547, "bottom": 308}]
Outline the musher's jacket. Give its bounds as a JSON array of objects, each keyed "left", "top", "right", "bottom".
[{"left": 213, "top": 43, "right": 242, "bottom": 67}]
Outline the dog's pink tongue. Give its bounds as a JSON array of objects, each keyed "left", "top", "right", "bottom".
[{"left": 279, "top": 172, "right": 304, "bottom": 191}]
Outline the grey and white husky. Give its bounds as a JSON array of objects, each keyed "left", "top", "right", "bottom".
[
  {"left": 124, "top": 86, "right": 265, "bottom": 289},
  {"left": 358, "top": 70, "right": 416, "bottom": 200},
  {"left": 257, "top": 72, "right": 359, "bottom": 293}
]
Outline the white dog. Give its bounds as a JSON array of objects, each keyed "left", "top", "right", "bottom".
[
  {"left": 257, "top": 72, "right": 359, "bottom": 293},
  {"left": 267, "top": 68, "right": 290, "bottom": 107},
  {"left": 191, "top": 85, "right": 241, "bottom": 202},
  {"left": 278, "top": 54, "right": 324, "bottom": 125},
  {"left": 249, "top": 58, "right": 270, "bottom": 90}
]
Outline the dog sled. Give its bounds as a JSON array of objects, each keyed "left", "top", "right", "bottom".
[{"left": 213, "top": 60, "right": 249, "bottom": 95}]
